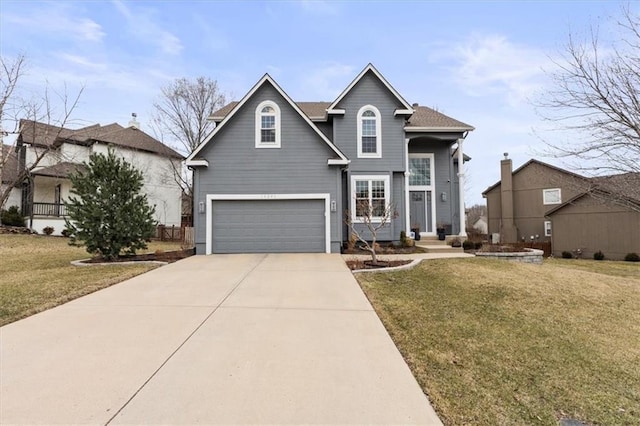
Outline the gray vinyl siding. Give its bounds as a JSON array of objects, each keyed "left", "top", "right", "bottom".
[
  {"left": 193, "top": 82, "right": 341, "bottom": 254},
  {"left": 332, "top": 71, "right": 406, "bottom": 172},
  {"left": 408, "top": 139, "right": 457, "bottom": 230}
]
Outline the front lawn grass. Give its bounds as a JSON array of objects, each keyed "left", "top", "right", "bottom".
[
  {"left": 357, "top": 258, "right": 640, "bottom": 425},
  {"left": 0, "top": 234, "right": 182, "bottom": 326}
]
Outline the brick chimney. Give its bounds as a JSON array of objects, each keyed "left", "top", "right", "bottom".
[{"left": 500, "top": 153, "right": 518, "bottom": 242}]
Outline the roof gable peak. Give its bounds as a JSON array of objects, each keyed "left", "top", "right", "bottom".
[{"left": 327, "top": 63, "right": 414, "bottom": 114}]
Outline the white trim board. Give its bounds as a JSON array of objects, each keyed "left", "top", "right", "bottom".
[{"left": 205, "top": 193, "right": 331, "bottom": 255}]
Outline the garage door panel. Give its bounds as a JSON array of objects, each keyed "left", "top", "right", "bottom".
[{"left": 212, "top": 199, "right": 325, "bottom": 253}]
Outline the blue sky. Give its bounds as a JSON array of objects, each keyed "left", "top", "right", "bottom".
[{"left": 0, "top": 0, "right": 631, "bottom": 204}]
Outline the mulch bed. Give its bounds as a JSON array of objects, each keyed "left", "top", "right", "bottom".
[
  {"left": 345, "top": 259, "right": 412, "bottom": 270},
  {"left": 342, "top": 245, "right": 426, "bottom": 255},
  {"left": 83, "top": 248, "right": 195, "bottom": 264},
  {"left": 0, "top": 225, "right": 35, "bottom": 235}
]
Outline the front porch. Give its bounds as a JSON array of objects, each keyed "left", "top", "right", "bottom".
[{"left": 405, "top": 134, "right": 468, "bottom": 239}]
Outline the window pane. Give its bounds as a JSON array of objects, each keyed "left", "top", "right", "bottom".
[
  {"left": 362, "top": 119, "right": 376, "bottom": 136},
  {"left": 261, "top": 129, "right": 275, "bottom": 142},
  {"left": 262, "top": 116, "right": 275, "bottom": 129},
  {"left": 371, "top": 199, "right": 385, "bottom": 217},
  {"left": 362, "top": 110, "right": 375, "bottom": 117},
  {"left": 356, "top": 180, "right": 369, "bottom": 198},
  {"left": 362, "top": 136, "right": 377, "bottom": 153},
  {"left": 409, "top": 157, "right": 430, "bottom": 186},
  {"left": 261, "top": 106, "right": 275, "bottom": 113}
]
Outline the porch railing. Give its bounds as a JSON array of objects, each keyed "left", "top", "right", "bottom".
[{"left": 30, "top": 202, "right": 67, "bottom": 217}]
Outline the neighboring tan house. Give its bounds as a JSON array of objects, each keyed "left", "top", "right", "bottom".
[
  {"left": 482, "top": 156, "right": 587, "bottom": 243},
  {"left": 186, "top": 63, "right": 474, "bottom": 254},
  {"left": 545, "top": 174, "right": 640, "bottom": 260},
  {"left": 10, "top": 118, "right": 184, "bottom": 235},
  {"left": 483, "top": 156, "right": 640, "bottom": 260}
]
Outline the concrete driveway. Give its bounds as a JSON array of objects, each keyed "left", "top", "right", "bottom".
[{"left": 1, "top": 254, "right": 442, "bottom": 425}]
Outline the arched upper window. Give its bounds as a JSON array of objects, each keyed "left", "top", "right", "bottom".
[
  {"left": 255, "top": 100, "right": 281, "bottom": 148},
  {"left": 357, "top": 105, "right": 381, "bottom": 158}
]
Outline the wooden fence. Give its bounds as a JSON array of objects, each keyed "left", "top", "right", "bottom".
[{"left": 154, "top": 225, "right": 194, "bottom": 248}]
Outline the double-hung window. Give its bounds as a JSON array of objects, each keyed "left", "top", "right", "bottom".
[
  {"left": 543, "top": 188, "right": 561, "bottom": 205},
  {"left": 255, "top": 100, "right": 281, "bottom": 148},
  {"left": 351, "top": 175, "right": 390, "bottom": 222},
  {"left": 357, "top": 105, "right": 381, "bottom": 158}
]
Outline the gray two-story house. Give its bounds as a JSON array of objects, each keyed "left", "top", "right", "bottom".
[{"left": 186, "top": 64, "right": 473, "bottom": 254}]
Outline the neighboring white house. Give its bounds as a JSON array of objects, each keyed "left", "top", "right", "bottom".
[
  {"left": 9, "top": 118, "right": 184, "bottom": 235},
  {"left": 472, "top": 216, "right": 488, "bottom": 234}
]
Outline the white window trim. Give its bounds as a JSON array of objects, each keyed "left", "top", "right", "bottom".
[
  {"left": 350, "top": 175, "right": 390, "bottom": 223},
  {"left": 408, "top": 153, "right": 435, "bottom": 190},
  {"left": 543, "top": 188, "right": 562, "bottom": 205},
  {"left": 544, "top": 220, "right": 552, "bottom": 237},
  {"left": 255, "top": 100, "right": 281, "bottom": 149},
  {"left": 205, "top": 193, "right": 331, "bottom": 254},
  {"left": 357, "top": 105, "right": 382, "bottom": 158}
]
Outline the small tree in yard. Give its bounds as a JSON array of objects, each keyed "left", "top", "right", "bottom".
[
  {"left": 345, "top": 199, "right": 398, "bottom": 265},
  {"left": 64, "top": 150, "right": 157, "bottom": 260}
]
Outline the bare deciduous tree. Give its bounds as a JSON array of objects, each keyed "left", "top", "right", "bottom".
[
  {"left": 536, "top": 6, "right": 640, "bottom": 209},
  {"left": 0, "top": 54, "right": 83, "bottom": 210},
  {"left": 345, "top": 200, "right": 398, "bottom": 265},
  {"left": 150, "top": 77, "right": 226, "bottom": 199}
]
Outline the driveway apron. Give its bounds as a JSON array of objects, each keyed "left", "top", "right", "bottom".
[{"left": 0, "top": 253, "right": 442, "bottom": 425}]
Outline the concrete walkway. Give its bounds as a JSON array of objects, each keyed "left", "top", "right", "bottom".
[{"left": 1, "top": 254, "right": 443, "bottom": 425}]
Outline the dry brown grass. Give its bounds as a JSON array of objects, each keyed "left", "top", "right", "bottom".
[
  {"left": 357, "top": 257, "right": 640, "bottom": 425},
  {"left": 0, "top": 234, "right": 182, "bottom": 326}
]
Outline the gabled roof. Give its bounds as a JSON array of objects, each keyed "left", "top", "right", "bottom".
[
  {"left": 545, "top": 185, "right": 640, "bottom": 216},
  {"left": 1, "top": 144, "right": 19, "bottom": 184},
  {"left": 32, "top": 162, "right": 86, "bottom": 178},
  {"left": 18, "top": 119, "right": 183, "bottom": 159},
  {"left": 406, "top": 106, "right": 474, "bottom": 132},
  {"left": 482, "top": 159, "right": 588, "bottom": 196},
  {"left": 326, "top": 63, "right": 414, "bottom": 114},
  {"left": 211, "top": 101, "right": 332, "bottom": 122},
  {"left": 187, "top": 74, "right": 349, "bottom": 167}
]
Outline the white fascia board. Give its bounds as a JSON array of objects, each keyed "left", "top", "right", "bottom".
[
  {"left": 185, "top": 159, "right": 209, "bottom": 167},
  {"left": 327, "top": 63, "right": 414, "bottom": 112},
  {"left": 394, "top": 109, "right": 414, "bottom": 116},
  {"left": 328, "top": 158, "right": 350, "bottom": 165},
  {"left": 404, "top": 126, "right": 476, "bottom": 132},
  {"left": 326, "top": 109, "right": 345, "bottom": 115}
]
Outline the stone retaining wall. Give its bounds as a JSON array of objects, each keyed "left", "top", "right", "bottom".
[{"left": 475, "top": 248, "right": 544, "bottom": 264}]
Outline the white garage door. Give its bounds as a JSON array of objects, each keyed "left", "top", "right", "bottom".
[{"left": 211, "top": 199, "right": 325, "bottom": 253}]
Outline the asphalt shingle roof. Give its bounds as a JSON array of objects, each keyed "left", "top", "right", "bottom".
[
  {"left": 1, "top": 144, "right": 19, "bottom": 184},
  {"left": 19, "top": 120, "right": 184, "bottom": 159},
  {"left": 211, "top": 102, "right": 472, "bottom": 130}
]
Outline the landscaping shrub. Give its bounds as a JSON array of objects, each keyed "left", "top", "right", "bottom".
[
  {"left": 474, "top": 241, "right": 483, "bottom": 250},
  {"left": 462, "top": 240, "right": 474, "bottom": 250},
  {"left": 64, "top": 149, "right": 156, "bottom": 260},
  {"left": 594, "top": 250, "right": 605, "bottom": 261},
  {"left": 61, "top": 228, "right": 71, "bottom": 237},
  {"left": 624, "top": 252, "right": 640, "bottom": 262},
  {"left": 562, "top": 251, "right": 573, "bottom": 259},
  {"left": 400, "top": 230, "right": 409, "bottom": 247},
  {"left": 42, "top": 226, "right": 54, "bottom": 235},
  {"left": 450, "top": 237, "right": 462, "bottom": 248},
  {"left": 1, "top": 206, "right": 25, "bottom": 227}
]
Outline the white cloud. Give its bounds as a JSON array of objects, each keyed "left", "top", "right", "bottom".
[
  {"left": 296, "top": 62, "right": 356, "bottom": 100},
  {"left": 431, "top": 34, "right": 551, "bottom": 107},
  {"left": 111, "top": 0, "right": 183, "bottom": 55},
  {"left": 3, "top": 6, "right": 105, "bottom": 43}
]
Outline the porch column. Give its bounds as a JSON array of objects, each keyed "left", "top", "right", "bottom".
[
  {"left": 404, "top": 138, "right": 411, "bottom": 235},
  {"left": 457, "top": 138, "right": 467, "bottom": 237}
]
